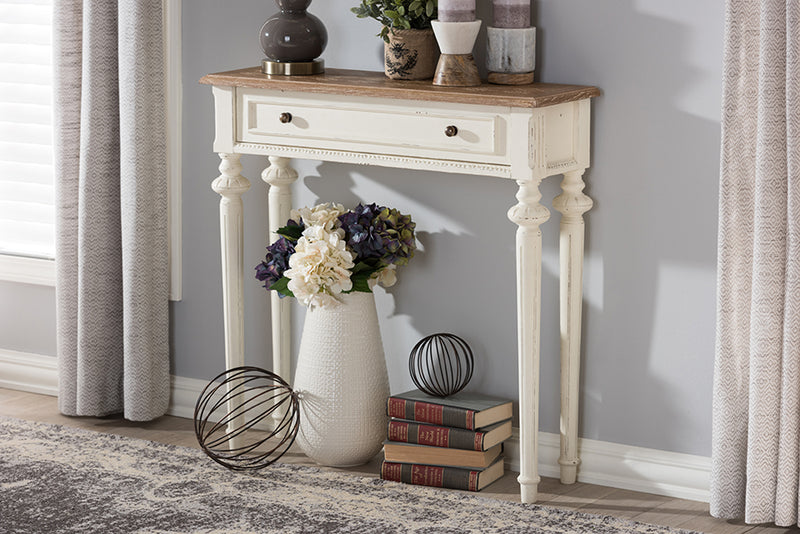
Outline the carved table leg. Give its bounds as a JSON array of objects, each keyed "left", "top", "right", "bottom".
[
  {"left": 507, "top": 179, "right": 551, "bottom": 504},
  {"left": 261, "top": 157, "right": 298, "bottom": 384},
  {"left": 211, "top": 153, "right": 251, "bottom": 449},
  {"left": 552, "top": 169, "right": 593, "bottom": 484}
]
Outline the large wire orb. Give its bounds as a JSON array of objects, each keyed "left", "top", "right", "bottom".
[
  {"left": 194, "top": 366, "right": 299, "bottom": 471},
  {"left": 409, "top": 333, "right": 474, "bottom": 397}
]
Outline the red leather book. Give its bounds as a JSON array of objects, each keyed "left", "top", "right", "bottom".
[
  {"left": 381, "top": 457, "right": 504, "bottom": 492},
  {"left": 386, "top": 389, "right": 512, "bottom": 431},
  {"left": 387, "top": 419, "right": 512, "bottom": 451}
]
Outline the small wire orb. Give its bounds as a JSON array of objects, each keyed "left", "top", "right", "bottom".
[
  {"left": 194, "top": 366, "right": 300, "bottom": 471},
  {"left": 409, "top": 333, "right": 474, "bottom": 397}
]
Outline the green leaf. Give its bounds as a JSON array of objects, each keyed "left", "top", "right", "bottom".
[
  {"left": 353, "top": 0, "right": 436, "bottom": 35},
  {"left": 346, "top": 271, "right": 374, "bottom": 293},
  {"left": 276, "top": 224, "right": 303, "bottom": 241},
  {"left": 268, "top": 277, "right": 295, "bottom": 298},
  {"left": 351, "top": 261, "right": 372, "bottom": 274}
]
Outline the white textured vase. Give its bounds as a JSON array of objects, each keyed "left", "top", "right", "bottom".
[{"left": 293, "top": 291, "right": 390, "bottom": 467}]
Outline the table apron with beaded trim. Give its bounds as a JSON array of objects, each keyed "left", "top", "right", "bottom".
[{"left": 201, "top": 67, "right": 600, "bottom": 504}]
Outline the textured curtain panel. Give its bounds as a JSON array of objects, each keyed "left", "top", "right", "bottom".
[
  {"left": 711, "top": 0, "right": 800, "bottom": 526},
  {"left": 53, "top": 0, "right": 170, "bottom": 421}
]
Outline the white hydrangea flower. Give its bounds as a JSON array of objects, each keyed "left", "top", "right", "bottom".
[
  {"left": 369, "top": 264, "right": 397, "bottom": 289},
  {"left": 290, "top": 202, "right": 345, "bottom": 234},
  {"left": 301, "top": 223, "right": 344, "bottom": 243},
  {"left": 284, "top": 227, "right": 355, "bottom": 308}
]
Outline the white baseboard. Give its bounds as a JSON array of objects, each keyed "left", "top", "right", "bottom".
[
  {"left": 0, "top": 350, "right": 206, "bottom": 419},
  {"left": 168, "top": 374, "right": 210, "bottom": 420},
  {"left": 0, "top": 349, "right": 58, "bottom": 395},
  {"left": 503, "top": 428, "right": 710, "bottom": 502},
  {"left": 0, "top": 353, "right": 711, "bottom": 503},
  {"left": 168, "top": 377, "right": 711, "bottom": 503}
]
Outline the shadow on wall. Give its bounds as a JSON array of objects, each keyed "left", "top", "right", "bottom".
[
  {"left": 300, "top": 0, "right": 722, "bottom": 456},
  {"left": 535, "top": 0, "right": 721, "bottom": 456},
  {"left": 299, "top": 161, "right": 520, "bottom": 403},
  {"left": 177, "top": 0, "right": 724, "bottom": 458}
]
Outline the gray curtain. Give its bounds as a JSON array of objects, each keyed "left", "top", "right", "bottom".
[
  {"left": 711, "top": 0, "right": 800, "bottom": 526},
  {"left": 53, "top": 0, "right": 170, "bottom": 421}
]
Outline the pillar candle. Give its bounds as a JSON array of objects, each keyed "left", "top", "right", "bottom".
[
  {"left": 492, "top": 0, "right": 530, "bottom": 28},
  {"left": 438, "top": 0, "right": 476, "bottom": 22}
]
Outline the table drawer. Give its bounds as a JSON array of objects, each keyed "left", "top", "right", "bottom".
[{"left": 238, "top": 90, "right": 506, "bottom": 161}]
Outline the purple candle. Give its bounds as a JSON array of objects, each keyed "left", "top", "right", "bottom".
[
  {"left": 438, "top": 0, "right": 476, "bottom": 22},
  {"left": 492, "top": 0, "right": 530, "bottom": 28}
]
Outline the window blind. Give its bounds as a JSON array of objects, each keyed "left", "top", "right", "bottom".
[{"left": 0, "top": 0, "right": 55, "bottom": 260}]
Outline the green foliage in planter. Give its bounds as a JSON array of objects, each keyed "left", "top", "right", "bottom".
[{"left": 351, "top": 0, "right": 438, "bottom": 42}]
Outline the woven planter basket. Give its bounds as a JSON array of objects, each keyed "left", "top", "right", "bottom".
[{"left": 384, "top": 28, "right": 439, "bottom": 80}]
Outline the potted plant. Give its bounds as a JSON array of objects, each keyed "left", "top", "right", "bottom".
[
  {"left": 256, "top": 202, "right": 416, "bottom": 307},
  {"left": 255, "top": 202, "right": 417, "bottom": 466},
  {"left": 352, "top": 0, "right": 440, "bottom": 80}
]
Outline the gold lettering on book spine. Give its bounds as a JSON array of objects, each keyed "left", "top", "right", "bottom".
[
  {"left": 387, "top": 398, "right": 406, "bottom": 419},
  {"left": 466, "top": 409, "right": 476, "bottom": 430},
  {"left": 418, "top": 425, "right": 449, "bottom": 447},
  {"left": 412, "top": 465, "right": 444, "bottom": 487},
  {"left": 469, "top": 471, "right": 478, "bottom": 491},
  {"left": 414, "top": 402, "right": 444, "bottom": 425},
  {"left": 382, "top": 462, "right": 402, "bottom": 482},
  {"left": 388, "top": 421, "right": 409, "bottom": 442}
]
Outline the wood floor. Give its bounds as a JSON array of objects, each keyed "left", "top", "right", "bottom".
[{"left": 1, "top": 387, "right": 797, "bottom": 534}]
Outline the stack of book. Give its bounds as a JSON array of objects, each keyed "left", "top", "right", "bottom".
[{"left": 380, "top": 389, "right": 513, "bottom": 492}]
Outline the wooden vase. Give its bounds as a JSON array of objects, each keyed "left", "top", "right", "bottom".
[{"left": 431, "top": 20, "right": 482, "bottom": 87}]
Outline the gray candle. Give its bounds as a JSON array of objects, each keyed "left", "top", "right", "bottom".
[
  {"left": 438, "top": 0, "right": 476, "bottom": 22},
  {"left": 492, "top": 0, "right": 530, "bottom": 28}
]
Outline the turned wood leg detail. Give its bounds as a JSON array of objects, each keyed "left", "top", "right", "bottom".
[
  {"left": 261, "top": 157, "right": 298, "bottom": 383},
  {"left": 211, "top": 153, "right": 251, "bottom": 449},
  {"left": 507, "top": 179, "right": 551, "bottom": 504},
  {"left": 552, "top": 169, "right": 593, "bottom": 485}
]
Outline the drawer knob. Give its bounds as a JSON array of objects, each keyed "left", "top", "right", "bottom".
[
  {"left": 445, "top": 125, "right": 458, "bottom": 137},
  {"left": 279, "top": 112, "right": 293, "bottom": 124}
]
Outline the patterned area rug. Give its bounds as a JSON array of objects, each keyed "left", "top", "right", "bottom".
[{"left": 0, "top": 417, "right": 698, "bottom": 533}]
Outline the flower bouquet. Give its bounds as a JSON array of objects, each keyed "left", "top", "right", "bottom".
[{"left": 256, "top": 202, "right": 416, "bottom": 308}]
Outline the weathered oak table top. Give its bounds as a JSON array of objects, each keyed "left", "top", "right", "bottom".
[{"left": 200, "top": 66, "right": 600, "bottom": 109}]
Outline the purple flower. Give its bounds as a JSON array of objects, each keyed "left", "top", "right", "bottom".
[
  {"left": 255, "top": 236, "right": 295, "bottom": 290},
  {"left": 338, "top": 203, "right": 384, "bottom": 263},
  {"left": 338, "top": 203, "right": 416, "bottom": 267},
  {"left": 257, "top": 202, "right": 415, "bottom": 300}
]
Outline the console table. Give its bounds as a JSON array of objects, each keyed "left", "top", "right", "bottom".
[{"left": 200, "top": 67, "right": 600, "bottom": 503}]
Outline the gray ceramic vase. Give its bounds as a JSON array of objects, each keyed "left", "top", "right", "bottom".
[{"left": 260, "top": 0, "right": 328, "bottom": 62}]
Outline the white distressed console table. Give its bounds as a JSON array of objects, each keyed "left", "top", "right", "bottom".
[{"left": 201, "top": 67, "right": 600, "bottom": 504}]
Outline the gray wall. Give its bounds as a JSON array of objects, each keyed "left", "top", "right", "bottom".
[
  {"left": 177, "top": 1, "right": 724, "bottom": 457},
  {"left": 0, "top": 282, "right": 56, "bottom": 356},
  {"left": 0, "top": 0, "right": 723, "bottom": 459}
]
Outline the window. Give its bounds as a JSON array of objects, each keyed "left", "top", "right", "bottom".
[
  {"left": 0, "top": 0, "right": 55, "bottom": 262},
  {"left": 0, "top": 0, "right": 181, "bottom": 295}
]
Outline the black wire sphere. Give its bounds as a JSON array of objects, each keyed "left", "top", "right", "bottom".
[
  {"left": 194, "top": 366, "right": 300, "bottom": 471},
  {"left": 409, "top": 333, "right": 474, "bottom": 397}
]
